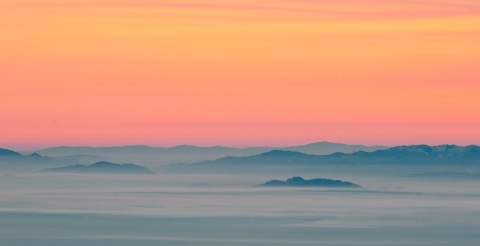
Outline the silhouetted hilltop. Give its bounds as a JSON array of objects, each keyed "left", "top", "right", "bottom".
[
  {"left": 28, "top": 153, "right": 42, "bottom": 158},
  {"left": 282, "top": 141, "right": 387, "bottom": 155},
  {"left": 0, "top": 148, "right": 23, "bottom": 156},
  {"left": 191, "top": 150, "right": 317, "bottom": 166},
  {"left": 343, "top": 144, "right": 480, "bottom": 164},
  {"left": 258, "top": 150, "right": 315, "bottom": 157},
  {"left": 260, "top": 177, "right": 360, "bottom": 187},
  {"left": 42, "top": 161, "right": 154, "bottom": 174},
  {"left": 0, "top": 149, "right": 66, "bottom": 173}
]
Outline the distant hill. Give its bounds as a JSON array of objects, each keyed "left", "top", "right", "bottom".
[
  {"left": 183, "top": 150, "right": 318, "bottom": 167},
  {"left": 0, "top": 148, "right": 23, "bottom": 156},
  {"left": 340, "top": 145, "right": 480, "bottom": 165},
  {"left": 31, "top": 142, "right": 387, "bottom": 166},
  {"left": 171, "top": 145, "right": 480, "bottom": 170},
  {"left": 0, "top": 149, "right": 69, "bottom": 173},
  {"left": 282, "top": 142, "right": 387, "bottom": 155},
  {"left": 28, "top": 153, "right": 42, "bottom": 157},
  {"left": 260, "top": 177, "right": 360, "bottom": 187},
  {"left": 42, "top": 161, "right": 154, "bottom": 174}
]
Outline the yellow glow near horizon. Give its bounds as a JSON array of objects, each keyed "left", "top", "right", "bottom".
[{"left": 1, "top": 0, "right": 479, "bottom": 149}]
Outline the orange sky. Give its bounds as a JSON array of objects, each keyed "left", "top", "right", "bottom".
[{"left": 1, "top": 0, "right": 480, "bottom": 150}]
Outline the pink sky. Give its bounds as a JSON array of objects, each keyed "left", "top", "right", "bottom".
[{"left": 1, "top": 0, "right": 480, "bottom": 150}]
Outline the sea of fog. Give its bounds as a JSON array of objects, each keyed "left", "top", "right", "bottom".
[{"left": 1, "top": 170, "right": 480, "bottom": 246}]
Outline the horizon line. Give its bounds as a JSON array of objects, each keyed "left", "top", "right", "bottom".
[{"left": 5, "top": 141, "right": 480, "bottom": 152}]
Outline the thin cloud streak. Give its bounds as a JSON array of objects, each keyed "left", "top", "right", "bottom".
[{"left": 19, "top": 0, "right": 480, "bottom": 21}]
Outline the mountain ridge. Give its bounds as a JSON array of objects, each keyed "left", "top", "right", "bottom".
[
  {"left": 171, "top": 144, "right": 480, "bottom": 169},
  {"left": 28, "top": 142, "right": 388, "bottom": 166}
]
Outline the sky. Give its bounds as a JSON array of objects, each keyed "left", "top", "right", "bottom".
[{"left": 1, "top": 0, "right": 480, "bottom": 150}]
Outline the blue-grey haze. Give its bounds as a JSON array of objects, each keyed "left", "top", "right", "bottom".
[
  {"left": 1, "top": 170, "right": 480, "bottom": 246},
  {"left": 2, "top": 144, "right": 480, "bottom": 245}
]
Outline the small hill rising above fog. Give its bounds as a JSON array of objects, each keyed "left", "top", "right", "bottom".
[
  {"left": 42, "top": 161, "right": 154, "bottom": 174},
  {"left": 260, "top": 177, "right": 360, "bottom": 187}
]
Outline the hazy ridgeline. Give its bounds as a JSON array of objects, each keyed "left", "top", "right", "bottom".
[
  {"left": 1, "top": 144, "right": 480, "bottom": 245},
  {"left": 27, "top": 142, "right": 388, "bottom": 166},
  {"left": 0, "top": 145, "right": 480, "bottom": 246}
]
